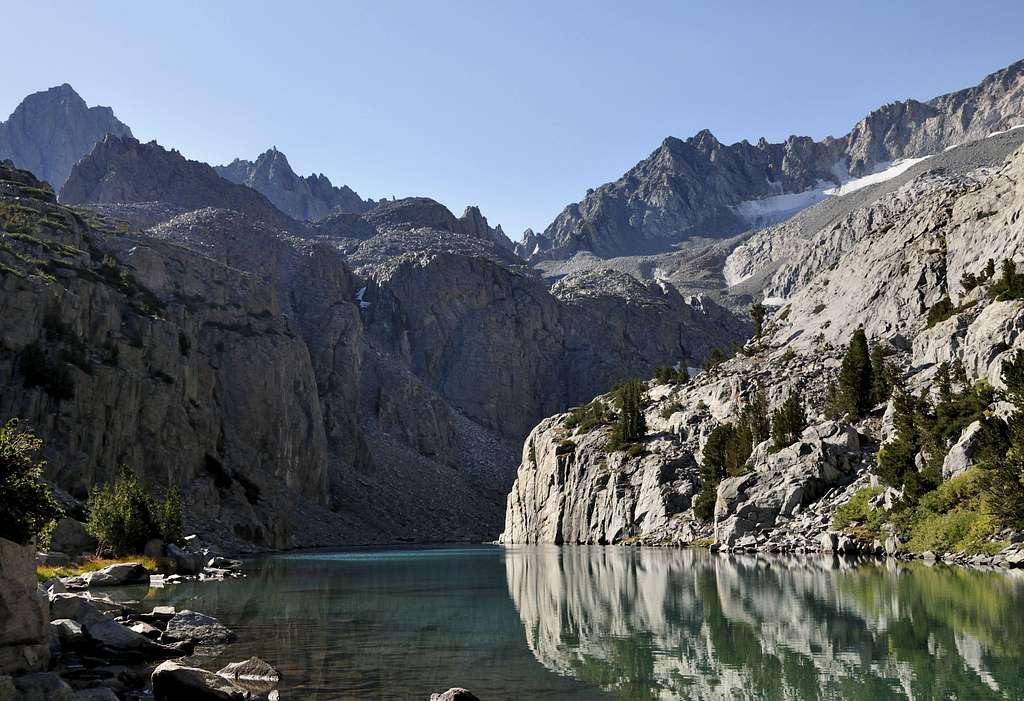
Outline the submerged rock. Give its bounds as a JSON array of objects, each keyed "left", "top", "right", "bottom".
[{"left": 430, "top": 689, "right": 480, "bottom": 701}]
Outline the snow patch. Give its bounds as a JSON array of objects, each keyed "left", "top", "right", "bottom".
[
  {"left": 731, "top": 186, "right": 830, "bottom": 227},
  {"left": 355, "top": 286, "right": 370, "bottom": 309},
  {"left": 987, "top": 124, "right": 1024, "bottom": 138},
  {"left": 761, "top": 296, "right": 787, "bottom": 307},
  {"left": 824, "top": 157, "right": 931, "bottom": 197}
]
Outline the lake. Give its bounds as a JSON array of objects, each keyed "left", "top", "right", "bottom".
[{"left": 110, "top": 546, "right": 1024, "bottom": 700}]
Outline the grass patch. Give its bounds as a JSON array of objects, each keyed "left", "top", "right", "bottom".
[{"left": 36, "top": 555, "right": 172, "bottom": 583}]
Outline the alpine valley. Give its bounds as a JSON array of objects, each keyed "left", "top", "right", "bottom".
[{"left": 3, "top": 52, "right": 1024, "bottom": 701}]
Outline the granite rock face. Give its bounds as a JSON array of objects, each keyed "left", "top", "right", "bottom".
[
  {"left": 0, "top": 84, "right": 131, "bottom": 189},
  {"left": 532, "top": 59, "right": 1024, "bottom": 260},
  {"left": 0, "top": 538, "right": 49, "bottom": 675},
  {"left": 216, "top": 146, "right": 373, "bottom": 220},
  {"left": 59, "top": 135, "right": 295, "bottom": 229}
]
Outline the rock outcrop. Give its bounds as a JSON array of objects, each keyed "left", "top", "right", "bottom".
[
  {"left": 0, "top": 84, "right": 131, "bottom": 189},
  {"left": 0, "top": 538, "right": 49, "bottom": 675},
  {"left": 215, "top": 146, "right": 373, "bottom": 220}
]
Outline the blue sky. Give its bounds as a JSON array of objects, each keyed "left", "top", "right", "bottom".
[{"left": 3, "top": 1, "right": 1022, "bottom": 237}]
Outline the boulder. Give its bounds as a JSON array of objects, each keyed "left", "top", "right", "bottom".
[
  {"left": 152, "top": 661, "right": 249, "bottom": 701},
  {"left": 36, "top": 551, "right": 71, "bottom": 567},
  {"left": 68, "top": 563, "right": 148, "bottom": 588},
  {"left": 47, "top": 520, "right": 97, "bottom": 557},
  {"left": 884, "top": 535, "right": 901, "bottom": 556},
  {"left": 128, "top": 621, "right": 163, "bottom": 640},
  {"left": 12, "top": 672, "right": 75, "bottom": 701},
  {"left": 166, "top": 544, "right": 203, "bottom": 575},
  {"left": 48, "top": 594, "right": 120, "bottom": 626},
  {"left": 818, "top": 532, "right": 838, "bottom": 553},
  {"left": 0, "top": 538, "right": 50, "bottom": 674},
  {"left": 50, "top": 619, "right": 85, "bottom": 649},
  {"left": 942, "top": 421, "right": 983, "bottom": 480},
  {"left": 430, "top": 689, "right": 480, "bottom": 701},
  {"left": 164, "top": 611, "right": 236, "bottom": 645},
  {"left": 216, "top": 656, "right": 280, "bottom": 683},
  {"left": 144, "top": 539, "right": 166, "bottom": 559},
  {"left": 84, "top": 619, "right": 178, "bottom": 659}
]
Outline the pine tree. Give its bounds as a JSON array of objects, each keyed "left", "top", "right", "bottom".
[
  {"left": 611, "top": 380, "right": 647, "bottom": 447},
  {"left": 978, "top": 351, "right": 1024, "bottom": 526},
  {"left": 751, "top": 302, "right": 766, "bottom": 338},
  {"left": 741, "top": 387, "right": 771, "bottom": 444},
  {"left": 835, "top": 328, "right": 874, "bottom": 420},
  {"left": 771, "top": 392, "right": 807, "bottom": 449},
  {"left": 870, "top": 345, "right": 895, "bottom": 404}
]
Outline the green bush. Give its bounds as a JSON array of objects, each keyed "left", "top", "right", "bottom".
[
  {"left": 0, "top": 419, "right": 63, "bottom": 545},
  {"left": 653, "top": 365, "right": 689, "bottom": 385},
  {"left": 903, "top": 469, "right": 1001, "bottom": 555},
  {"left": 832, "top": 486, "right": 884, "bottom": 540},
  {"left": 86, "top": 467, "right": 183, "bottom": 556}
]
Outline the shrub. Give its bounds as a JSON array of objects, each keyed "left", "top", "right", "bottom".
[
  {"left": 86, "top": 467, "right": 184, "bottom": 556},
  {"left": 565, "top": 399, "right": 610, "bottom": 433},
  {"left": 660, "top": 402, "right": 684, "bottom": 420},
  {"left": 926, "top": 297, "right": 956, "bottom": 328},
  {"left": 0, "top": 419, "right": 63, "bottom": 545},
  {"left": 702, "top": 348, "right": 727, "bottom": 370},
  {"left": 812, "top": 303, "right": 826, "bottom": 314},
  {"left": 653, "top": 365, "right": 689, "bottom": 385},
  {"left": 832, "top": 486, "right": 884, "bottom": 540},
  {"left": 903, "top": 469, "right": 1002, "bottom": 555}
]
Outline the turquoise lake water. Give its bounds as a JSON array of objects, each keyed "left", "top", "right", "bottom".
[{"left": 113, "top": 545, "right": 1024, "bottom": 700}]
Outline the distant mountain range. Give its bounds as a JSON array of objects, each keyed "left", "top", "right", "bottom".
[{"left": 528, "top": 59, "right": 1024, "bottom": 259}]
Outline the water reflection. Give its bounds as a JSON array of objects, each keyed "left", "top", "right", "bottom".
[{"left": 503, "top": 547, "right": 1024, "bottom": 700}]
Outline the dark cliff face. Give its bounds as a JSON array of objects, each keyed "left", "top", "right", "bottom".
[
  {"left": 215, "top": 147, "right": 374, "bottom": 221},
  {"left": 534, "top": 59, "right": 1024, "bottom": 260},
  {"left": 59, "top": 135, "right": 296, "bottom": 230},
  {"left": 0, "top": 84, "right": 132, "bottom": 190}
]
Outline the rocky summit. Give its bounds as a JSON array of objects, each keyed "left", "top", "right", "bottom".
[
  {"left": 0, "top": 84, "right": 132, "bottom": 190},
  {"left": 215, "top": 146, "right": 374, "bottom": 221}
]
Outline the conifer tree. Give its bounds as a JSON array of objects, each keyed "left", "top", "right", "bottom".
[
  {"left": 835, "top": 328, "right": 874, "bottom": 420},
  {"left": 870, "top": 345, "right": 895, "bottom": 404},
  {"left": 977, "top": 351, "right": 1024, "bottom": 526},
  {"left": 751, "top": 302, "right": 766, "bottom": 338},
  {"left": 771, "top": 392, "right": 807, "bottom": 449},
  {"left": 611, "top": 380, "right": 647, "bottom": 446}
]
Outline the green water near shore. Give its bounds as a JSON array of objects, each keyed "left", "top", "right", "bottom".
[{"left": 111, "top": 546, "right": 1024, "bottom": 700}]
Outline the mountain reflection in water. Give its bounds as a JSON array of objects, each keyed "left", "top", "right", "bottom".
[{"left": 503, "top": 546, "right": 1024, "bottom": 700}]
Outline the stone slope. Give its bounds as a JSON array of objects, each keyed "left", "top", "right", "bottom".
[
  {"left": 215, "top": 147, "right": 374, "bottom": 220},
  {"left": 0, "top": 84, "right": 132, "bottom": 189},
  {"left": 59, "top": 135, "right": 295, "bottom": 230},
  {"left": 531, "top": 59, "right": 1024, "bottom": 260},
  {"left": 501, "top": 141, "right": 1024, "bottom": 556}
]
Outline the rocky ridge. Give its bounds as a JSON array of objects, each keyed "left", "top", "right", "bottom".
[
  {"left": 530, "top": 59, "right": 1024, "bottom": 261},
  {"left": 215, "top": 146, "right": 374, "bottom": 220}
]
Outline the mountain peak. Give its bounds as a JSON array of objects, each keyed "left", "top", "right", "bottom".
[
  {"left": 215, "top": 147, "right": 372, "bottom": 221},
  {"left": 0, "top": 84, "right": 132, "bottom": 188}
]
